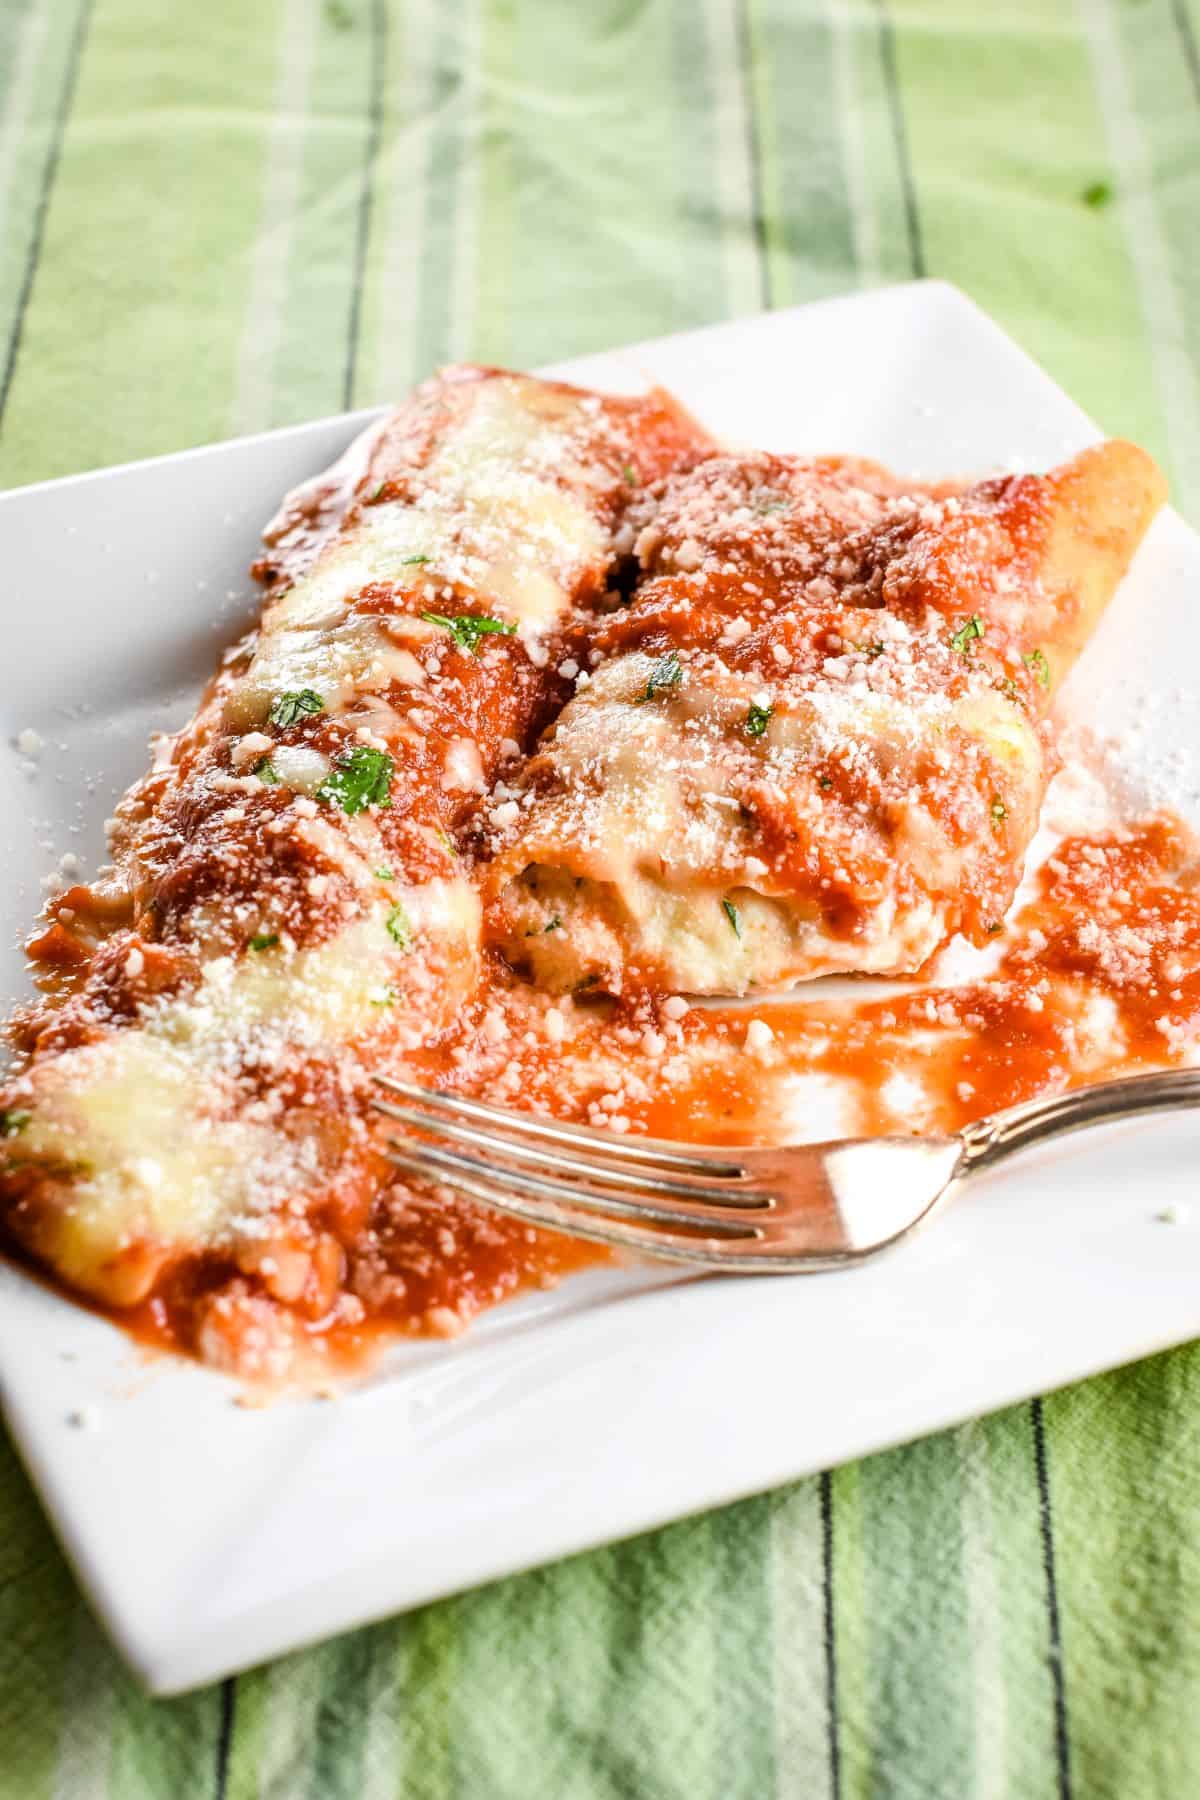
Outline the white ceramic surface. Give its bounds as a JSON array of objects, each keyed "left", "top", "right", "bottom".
[{"left": 2, "top": 281, "right": 1198, "bottom": 1694}]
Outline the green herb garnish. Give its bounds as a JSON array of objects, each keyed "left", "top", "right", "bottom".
[
  {"left": 370, "top": 985, "right": 396, "bottom": 1007},
  {"left": 269, "top": 688, "right": 324, "bottom": 730},
  {"left": 0, "top": 1109, "right": 31, "bottom": 1138},
  {"left": 622, "top": 464, "right": 638, "bottom": 486},
  {"left": 316, "top": 745, "right": 394, "bottom": 814},
  {"left": 386, "top": 903, "right": 413, "bottom": 949},
  {"left": 421, "top": 610, "right": 515, "bottom": 654},
  {"left": 1082, "top": 181, "right": 1112, "bottom": 209},
  {"left": 525, "top": 915, "right": 563, "bottom": 938},
  {"left": 254, "top": 757, "right": 280, "bottom": 785},
  {"left": 818, "top": 775, "right": 833, "bottom": 791},
  {"left": 401, "top": 554, "right": 429, "bottom": 565},
  {"left": 1023, "top": 648, "right": 1051, "bottom": 689},
  {"left": 370, "top": 481, "right": 387, "bottom": 502},
  {"left": 249, "top": 932, "right": 279, "bottom": 952},
  {"left": 434, "top": 825, "right": 457, "bottom": 857},
  {"left": 375, "top": 866, "right": 394, "bottom": 880},
  {"left": 722, "top": 898, "right": 742, "bottom": 939},
  {"left": 950, "top": 614, "right": 985, "bottom": 655},
  {"left": 991, "top": 796, "right": 1007, "bottom": 827},
  {"left": 642, "top": 651, "right": 682, "bottom": 702},
  {"left": 987, "top": 921, "right": 1004, "bottom": 935},
  {"left": 745, "top": 702, "right": 773, "bottom": 740}
]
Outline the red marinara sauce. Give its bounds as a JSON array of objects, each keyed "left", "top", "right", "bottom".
[{"left": 9, "top": 815, "right": 1199, "bottom": 1386}]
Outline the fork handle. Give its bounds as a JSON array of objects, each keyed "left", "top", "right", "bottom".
[{"left": 959, "top": 1067, "right": 1200, "bottom": 1171}]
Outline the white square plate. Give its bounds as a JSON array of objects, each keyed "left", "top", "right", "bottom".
[{"left": 3, "top": 281, "right": 1199, "bottom": 1695}]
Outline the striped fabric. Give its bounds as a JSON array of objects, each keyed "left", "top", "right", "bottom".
[{"left": 1, "top": 1, "right": 1199, "bottom": 1792}]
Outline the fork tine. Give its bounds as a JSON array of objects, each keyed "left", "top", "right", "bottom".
[
  {"left": 373, "top": 1077, "right": 747, "bottom": 1177},
  {"left": 384, "top": 1137, "right": 759, "bottom": 1233},
  {"left": 384, "top": 1144, "right": 759, "bottom": 1266},
  {"left": 374, "top": 1100, "right": 772, "bottom": 1209}
]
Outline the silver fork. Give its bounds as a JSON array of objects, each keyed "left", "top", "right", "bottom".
[{"left": 372, "top": 1069, "right": 1200, "bottom": 1271}]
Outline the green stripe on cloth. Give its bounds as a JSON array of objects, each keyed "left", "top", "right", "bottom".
[
  {"left": 462, "top": 0, "right": 710, "bottom": 367},
  {"left": 768, "top": 1476, "right": 837, "bottom": 1798},
  {"left": 839, "top": 1431, "right": 976, "bottom": 1796},
  {"left": 404, "top": 0, "right": 478, "bottom": 378},
  {"left": 355, "top": 0, "right": 442, "bottom": 403},
  {"left": 1045, "top": 1345, "right": 1200, "bottom": 1800},
  {"left": 104, "top": 1637, "right": 225, "bottom": 1800},
  {"left": 0, "top": 0, "right": 91, "bottom": 418},
  {"left": 224, "top": 0, "right": 322, "bottom": 436},
  {"left": 741, "top": 0, "right": 858, "bottom": 305},
  {"left": 827, "top": 0, "right": 904, "bottom": 288},
  {"left": 883, "top": 0, "right": 1169, "bottom": 474},
  {"left": 832, "top": 1411, "right": 1072, "bottom": 1800},
  {"left": 684, "top": 0, "right": 763, "bottom": 321},
  {"left": 712, "top": 1491, "right": 777, "bottom": 1795},
  {"left": 0, "top": 1431, "right": 78, "bottom": 1798},
  {"left": 227, "top": 0, "right": 383, "bottom": 433},
  {"left": 569, "top": 1523, "right": 723, "bottom": 1798},
  {"left": 470, "top": 0, "right": 516, "bottom": 369},
  {"left": 1082, "top": 0, "right": 1200, "bottom": 520},
  {"left": 240, "top": 1641, "right": 336, "bottom": 1798},
  {"left": 0, "top": 0, "right": 284, "bottom": 481},
  {"left": 972, "top": 1409, "right": 1069, "bottom": 1800}
]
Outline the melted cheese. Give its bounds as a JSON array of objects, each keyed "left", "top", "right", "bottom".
[
  {"left": 225, "top": 614, "right": 437, "bottom": 731},
  {"left": 489, "top": 650, "right": 1045, "bottom": 994},
  {"left": 226, "top": 379, "right": 609, "bottom": 734},
  {"left": 14, "top": 880, "right": 481, "bottom": 1297},
  {"left": 20, "top": 1038, "right": 289, "bottom": 1299}
]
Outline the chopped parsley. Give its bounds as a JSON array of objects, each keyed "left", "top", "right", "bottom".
[
  {"left": 525, "top": 916, "right": 563, "bottom": 938},
  {"left": 818, "top": 774, "right": 833, "bottom": 791},
  {"left": 987, "top": 921, "right": 1004, "bottom": 935},
  {"left": 642, "top": 651, "right": 682, "bottom": 702},
  {"left": 744, "top": 702, "right": 773, "bottom": 739},
  {"left": 722, "top": 898, "right": 742, "bottom": 939},
  {"left": 990, "top": 796, "right": 1008, "bottom": 827},
  {"left": 400, "top": 553, "right": 430, "bottom": 565},
  {"left": 370, "top": 481, "right": 388, "bottom": 502},
  {"left": 950, "top": 614, "right": 985, "bottom": 655},
  {"left": 434, "top": 825, "right": 457, "bottom": 857},
  {"left": 254, "top": 757, "right": 280, "bottom": 785},
  {"left": 375, "top": 866, "right": 394, "bottom": 880},
  {"left": 269, "top": 688, "right": 324, "bottom": 730},
  {"left": 1023, "top": 647, "right": 1051, "bottom": 689},
  {"left": 248, "top": 932, "right": 279, "bottom": 952},
  {"left": 856, "top": 641, "right": 885, "bottom": 661},
  {"left": 316, "top": 745, "right": 394, "bottom": 814},
  {"left": 1082, "top": 180, "right": 1112, "bottom": 209},
  {"left": 622, "top": 464, "right": 638, "bottom": 486},
  {"left": 386, "top": 902, "right": 413, "bottom": 950},
  {"left": 421, "top": 610, "right": 515, "bottom": 654},
  {"left": 0, "top": 1109, "right": 31, "bottom": 1138},
  {"left": 370, "top": 985, "right": 396, "bottom": 1007}
]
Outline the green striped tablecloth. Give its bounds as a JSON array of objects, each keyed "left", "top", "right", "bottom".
[{"left": 1, "top": 2, "right": 1199, "bottom": 1793}]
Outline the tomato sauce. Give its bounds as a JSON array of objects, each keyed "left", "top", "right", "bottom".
[{"left": 0, "top": 391, "right": 1178, "bottom": 1389}]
